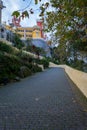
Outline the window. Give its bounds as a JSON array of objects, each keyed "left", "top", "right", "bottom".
[
  {"left": 36, "top": 32, "right": 39, "bottom": 37},
  {"left": 26, "top": 30, "right": 32, "bottom": 32}
]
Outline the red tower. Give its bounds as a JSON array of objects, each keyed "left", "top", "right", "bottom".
[
  {"left": 37, "top": 19, "right": 44, "bottom": 38},
  {"left": 12, "top": 16, "right": 21, "bottom": 27}
]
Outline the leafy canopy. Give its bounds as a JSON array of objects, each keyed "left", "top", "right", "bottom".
[{"left": 42, "top": 0, "right": 87, "bottom": 51}]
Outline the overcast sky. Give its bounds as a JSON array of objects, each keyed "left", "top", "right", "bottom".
[{"left": 2, "top": 0, "right": 49, "bottom": 27}]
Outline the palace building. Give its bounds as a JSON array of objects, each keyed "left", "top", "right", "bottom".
[
  {"left": 5, "top": 17, "right": 45, "bottom": 40},
  {"left": 0, "top": 1, "right": 46, "bottom": 40},
  {"left": 16, "top": 25, "right": 41, "bottom": 40}
]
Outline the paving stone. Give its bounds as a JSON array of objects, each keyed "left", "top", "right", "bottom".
[{"left": 0, "top": 68, "right": 87, "bottom": 130}]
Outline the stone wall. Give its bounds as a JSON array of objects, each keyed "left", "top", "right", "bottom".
[{"left": 63, "top": 65, "right": 87, "bottom": 98}]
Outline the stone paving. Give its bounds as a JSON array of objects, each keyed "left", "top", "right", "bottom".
[{"left": 0, "top": 68, "right": 87, "bottom": 130}]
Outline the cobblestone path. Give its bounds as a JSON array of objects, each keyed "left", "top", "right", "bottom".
[{"left": 0, "top": 68, "right": 87, "bottom": 130}]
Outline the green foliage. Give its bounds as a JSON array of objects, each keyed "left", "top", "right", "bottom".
[
  {"left": 38, "top": 58, "right": 49, "bottom": 69},
  {"left": 35, "top": 0, "right": 38, "bottom": 4},
  {"left": 31, "top": 64, "right": 42, "bottom": 73},
  {"left": 54, "top": 43, "right": 67, "bottom": 64},
  {"left": 0, "top": 53, "right": 21, "bottom": 83},
  {"left": 67, "top": 59, "right": 84, "bottom": 71},
  {"left": 16, "top": 51, "right": 34, "bottom": 66},
  {"left": 13, "top": 33, "right": 24, "bottom": 49},
  {"left": 43, "top": 0, "right": 87, "bottom": 52},
  {"left": 0, "top": 53, "right": 21, "bottom": 74},
  {"left": 0, "top": 41, "right": 44, "bottom": 85},
  {"left": 18, "top": 66, "right": 32, "bottom": 78},
  {"left": 0, "top": 42, "right": 13, "bottom": 54},
  {"left": 34, "top": 46, "right": 45, "bottom": 56},
  {"left": 26, "top": 44, "right": 33, "bottom": 52},
  {"left": 42, "top": 59, "right": 49, "bottom": 69},
  {"left": 51, "top": 58, "right": 59, "bottom": 65},
  {"left": 38, "top": 0, "right": 87, "bottom": 72},
  {"left": 26, "top": 44, "right": 45, "bottom": 56},
  {"left": 12, "top": 11, "right": 20, "bottom": 18},
  {"left": 22, "top": 11, "right": 29, "bottom": 18},
  {"left": 34, "top": 58, "right": 49, "bottom": 69}
]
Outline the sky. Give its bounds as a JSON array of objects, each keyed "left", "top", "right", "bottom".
[{"left": 2, "top": 0, "right": 49, "bottom": 27}]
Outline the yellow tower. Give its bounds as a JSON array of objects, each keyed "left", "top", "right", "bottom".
[{"left": 32, "top": 25, "right": 41, "bottom": 38}]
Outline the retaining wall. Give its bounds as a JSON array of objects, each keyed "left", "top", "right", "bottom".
[{"left": 50, "top": 62, "right": 87, "bottom": 98}]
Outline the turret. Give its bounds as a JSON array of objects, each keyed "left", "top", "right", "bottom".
[{"left": 36, "top": 19, "right": 44, "bottom": 38}]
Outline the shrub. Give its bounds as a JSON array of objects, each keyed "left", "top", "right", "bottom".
[
  {"left": 0, "top": 53, "right": 22, "bottom": 83},
  {"left": 16, "top": 50, "right": 34, "bottom": 63},
  {"left": 68, "top": 59, "right": 84, "bottom": 71},
  {"left": 39, "top": 58, "right": 49, "bottom": 69},
  {"left": 18, "top": 66, "right": 32, "bottom": 78},
  {"left": 0, "top": 42, "right": 13, "bottom": 54},
  {"left": 13, "top": 33, "right": 25, "bottom": 49},
  {"left": 31, "top": 64, "right": 42, "bottom": 73}
]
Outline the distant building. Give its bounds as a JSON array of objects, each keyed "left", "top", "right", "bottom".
[
  {"left": 0, "top": 1, "right": 46, "bottom": 42},
  {"left": 4, "top": 18, "right": 45, "bottom": 40},
  {"left": 32, "top": 25, "right": 41, "bottom": 39},
  {"left": 16, "top": 27, "right": 33, "bottom": 40},
  {"left": 36, "top": 19, "right": 44, "bottom": 38},
  {"left": 5, "top": 25, "right": 42, "bottom": 40},
  {"left": 15, "top": 19, "right": 44, "bottom": 39}
]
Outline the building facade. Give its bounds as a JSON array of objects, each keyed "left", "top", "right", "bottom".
[
  {"left": 16, "top": 27, "right": 33, "bottom": 40},
  {"left": 4, "top": 18, "right": 45, "bottom": 40},
  {"left": 37, "top": 19, "right": 44, "bottom": 38},
  {"left": 5, "top": 25, "right": 42, "bottom": 40}
]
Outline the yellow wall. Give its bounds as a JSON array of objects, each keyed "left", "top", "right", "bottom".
[
  {"left": 32, "top": 29, "right": 41, "bottom": 38},
  {"left": 5, "top": 25, "right": 11, "bottom": 30},
  {"left": 16, "top": 27, "right": 33, "bottom": 39},
  {"left": 5, "top": 25, "right": 41, "bottom": 39}
]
